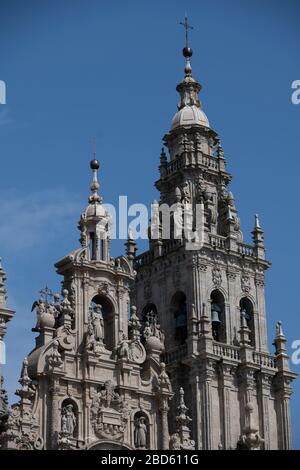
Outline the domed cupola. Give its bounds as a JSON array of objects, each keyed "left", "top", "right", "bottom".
[{"left": 171, "top": 46, "right": 209, "bottom": 130}]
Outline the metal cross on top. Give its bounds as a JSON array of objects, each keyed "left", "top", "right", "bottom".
[
  {"left": 180, "top": 15, "right": 193, "bottom": 48},
  {"left": 89, "top": 137, "right": 97, "bottom": 158},
  {"left": 39, "top": 286, "right": 54, "bottom": 305}
]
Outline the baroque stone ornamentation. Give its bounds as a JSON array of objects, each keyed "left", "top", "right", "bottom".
[
  {"left": 237, "top": 403, "right": 264, "bottom": 450},
  {"left": 169, "top": 388, "right": 195, "bottom": 450},
  {"left": 90, "top": 381, "right": 129, "bottom": 441},
  {"left": 241, "top": 272, "right": 251, "bottom": 293},
  {"left": 212, "top": 265, "right": 222, "bottom": 287}
]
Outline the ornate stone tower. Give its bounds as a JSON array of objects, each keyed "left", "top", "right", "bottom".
[
  {"left": 0, "top": 160, "right": 182, "bottom": 451},
  {"left": 0, "top": 258, "right": 15, "bottom": 435},
  {"left": 134, "top": 40, "right": 297, "bottom": 449}
]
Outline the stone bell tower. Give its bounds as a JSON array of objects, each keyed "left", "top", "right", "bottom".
[{"left": 134, "top": 35, "right": 297, "bottom": 449}]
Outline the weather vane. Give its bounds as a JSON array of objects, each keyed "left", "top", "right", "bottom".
[{"left": 180, "top": 15, "right": 193, "bottom": 48}]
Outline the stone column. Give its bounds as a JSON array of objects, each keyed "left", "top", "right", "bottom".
[
  {"left": 257, "top": 372, "right": 272, "bottom": 449},
  {"left": 190, "top": 366, "right": 202, "bottom": 449},
  {"left": 279, "top": 393, "right": 292, "bottom": 449},
  {"left": 220, "top": 363, "right": 234, "bottom": 449},
  {"left": 159, "top": 399, "right": 170, "bottom": 450},
  {"left": 275, "top": 374, "right": 293, "bottom": 450},
  {"left": 50, "top": 377, "right": 61, "bottom": 449},
  {"left": 199, "top": 360, "right": 215, "bottom": 449}
]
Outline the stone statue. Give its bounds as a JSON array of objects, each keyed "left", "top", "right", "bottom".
[
  {"left": 169, "top": 432, "right": 181, "bottom": 450},
  {"left": 31, "top": 299, "right": 46, "bottom": 330},
  {"left": 181, "top": 182, "right": 191, "bottom": 204},
  {"left": 134, "top": 416, "right": 147, "bottom": 449},
  {"left": 86, "top": 321, "right": 96, "bottom": 351},
  {"left": 61, "top": 404, "right": 76, "bottom": 436},
  {"left": 158, "top": 362, "right": 171, "bottom": 390},
  {"left": 117, "top": 332, "right": 131, "bottom": 360},
  {"left": 91, "top": 304, "right": 104, "bottom": 342},
  {"left": 100, "top": 380, "right": 120, "bottom": 408}
]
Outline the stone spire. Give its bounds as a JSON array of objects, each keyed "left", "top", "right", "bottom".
[
  {"left": 0, "top": 258, "right": 15, "bottom": 430},
  {"left": 252, "top": 214, "right": 265, "bottom": 259},
  {"left": 78, "top": 159, "right": 112, "bottom": 262},
  {"left": 169, "top": 387, "right": 195, "bottom": 450},
  {"left": 170, "top": 19, "right": 209, "bottom": 130},
  {"left": 273, "top": 321, "right": 289, "bottom": 370}
]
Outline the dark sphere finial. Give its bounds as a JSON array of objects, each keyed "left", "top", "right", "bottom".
[
  {"left": 90, "top": 159, "right": 100, "bottom": 170},
  {"left": 183, "top": 47, "right": 193, "bottom": 58}
]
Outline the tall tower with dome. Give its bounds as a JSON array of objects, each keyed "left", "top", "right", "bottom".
[{"left": 133, "top": 23, "right": 297, "bottom": 450}]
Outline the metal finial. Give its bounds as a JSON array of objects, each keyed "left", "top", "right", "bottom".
[{"left": 180, "top": 15, "right": 193, "bottom": 49}]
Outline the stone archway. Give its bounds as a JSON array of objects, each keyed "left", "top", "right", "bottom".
[{"left": 87, "top": 440, "right": 132, "bottom": 450}]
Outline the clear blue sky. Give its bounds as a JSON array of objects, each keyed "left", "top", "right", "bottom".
[{"left": 0, "top": 0, "right": 299, "bottom": 448}]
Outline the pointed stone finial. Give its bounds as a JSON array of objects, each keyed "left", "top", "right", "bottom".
[
  {"left": 227, "top": 206, "right": 234, "bottom": 221},
  {"left": 125, "top": 229, "right": 137, "bottom": 263},
  {"left": 160, "top": 147, "right": 167, "bottom": 163},
  {"left": 217, "top": 142, "right": 224, "bottom": 159},
  {"left": 239, "top": 310, "right": 251, "bottom": 346},
  {"left": 16, "top": 357, "right": 35, "bottom": 401},
  {"left": 252, "top": 214, "right": 265, "bottom": 259},
  {"left": 276, "top": 320, "right": 284, "bottom": 338},
  {"left": 170, "top": 387, "right": 195, "bottom": 450},
  {"left": 199, "top": 302, "right": 212, "bottom": 337},
  {"left": 273, "top": 320, "right": 288, "bottom": 363},
  {"left": 60, "top": 289, "right": 73, "bottom": 328},
  {"left": 128, "top": 305, "right": 141, "bottom": 341}
]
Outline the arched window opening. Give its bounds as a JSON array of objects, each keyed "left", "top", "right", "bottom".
[
  {"left": 210, "top": 290, "right": 226, "bottom": 343},
  {"left": 142, "top": 304, "right": 158, "bottom": 323},
  {"left": 89, "top": 232, "right": 96, "bottom": 260},
  {"left": 100, "top": 239, "right": 104, "bottom": 260},
  {"left": 171, "top": 292, "right": 187, "bottom": 346},
  {"left": 240, "top": 297, "right": 255, "bottom": 347},
  {"left": 133, "top": 411, "right": 150, "bottom": 449},
  {"left": 91, "top": 294, "right": 114, "bottom": 351},
  {"left": 61, "top": 398, "right": 78, "bottom": 439}
]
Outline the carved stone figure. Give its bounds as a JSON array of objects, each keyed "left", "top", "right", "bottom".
[
  {"left": 86, "top": 321, "right": 96, "bottom": 351},
  {"left": 134, "top": 417, "right": 147, "bottom": 449},
  {"left": 181, "top": 182, "right": 191, "bottom": 203},
  {"left": 117, "top": 332, "right": 131, "bottom": 360},
  {"left": 61, "top": 404, "right": 76, "bottom": 437},
  {"left": 100, "top": 380, "right": 120, "bottom": 408},
  {"left": 91, "top": 304, "right": 104, "bottom": 342}
]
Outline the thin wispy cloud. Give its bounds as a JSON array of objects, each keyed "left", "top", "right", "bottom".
[{"left": 0, "top": 188, "right": 82, "bottom": 252}]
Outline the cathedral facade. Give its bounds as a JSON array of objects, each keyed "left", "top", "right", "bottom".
[{"left": 0, "top": 41, "right": 297, "bottom": 451}]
